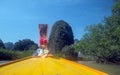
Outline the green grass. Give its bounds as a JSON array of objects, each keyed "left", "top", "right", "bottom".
[{"left": 78, "top": 61, "right": 120, "bottom": 75}]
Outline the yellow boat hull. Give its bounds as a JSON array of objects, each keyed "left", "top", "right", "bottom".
[{"left": 0, "top": 55, "right": 108, "bottom": 75}]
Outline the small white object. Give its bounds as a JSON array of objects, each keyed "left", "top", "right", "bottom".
[{"left": 38, "top": 49, "right": 49, "bottom": 58}]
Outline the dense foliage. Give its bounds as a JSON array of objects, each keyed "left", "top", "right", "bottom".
[
  {"left": 74, "top": 2, "right": 120, "bottom": 63},
  {"left": 48, "top": 20, "right": 74, "bottom": 54},
  {"left": 13, "top": 39, "right": 38, "bottom": 51}
]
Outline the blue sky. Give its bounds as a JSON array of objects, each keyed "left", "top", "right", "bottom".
[{"left": 0, "top": 0, "right": 113, "bottom": 44}]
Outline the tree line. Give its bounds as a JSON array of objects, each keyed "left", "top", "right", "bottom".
[
  {"left": 0, "top": 39, "right": 38, "bottom": 51},
  {"left": 0, "top": 39, "right": 38, "bottom": 60}
]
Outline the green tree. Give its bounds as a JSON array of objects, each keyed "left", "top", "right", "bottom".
[
  {"left": 79, "top": 24, "right": 112, "bottom": 63},
  {"left": 48, "top": 20, "right": 74, "bottom": 54},
  {"left": 75, "top": 2, "right": 120, "bottom": 63},
  {"left": 104, "top": 2, "right": 120, "bottom": 63},
  {"left": 13, "top": 39, "right": 38, "bottom": 51},
  {"left": 0, "top": 39, "right": 5, "bottom": 49}
]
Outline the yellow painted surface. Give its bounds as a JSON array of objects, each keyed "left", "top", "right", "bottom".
[{"left": 0, "top": 56, "right": 108, "bottom": 75}]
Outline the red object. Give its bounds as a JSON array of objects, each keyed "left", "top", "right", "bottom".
[{"left": 40, "top": 37, "right": 48, "bottom": 45}]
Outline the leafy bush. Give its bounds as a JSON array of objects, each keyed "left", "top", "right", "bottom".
[
  {"left": 62, "top": 45, "right": 78, "bottom": 59},
  {"left": 52, "top": 45, "right": 78, "bottom": 60}
]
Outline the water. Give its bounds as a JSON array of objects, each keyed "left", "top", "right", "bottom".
[{"left": 0, "top": 61, "right": 11, "bottom": 64}]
